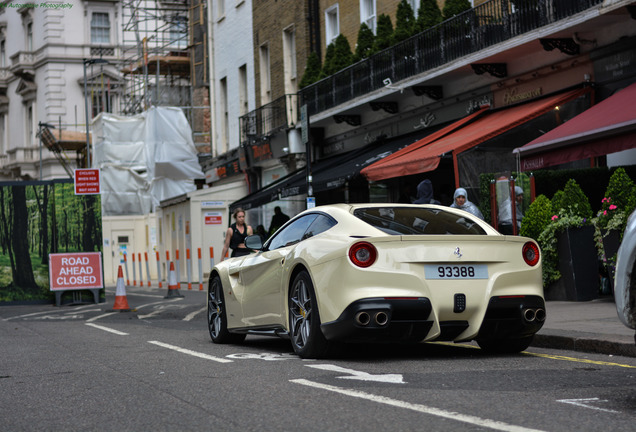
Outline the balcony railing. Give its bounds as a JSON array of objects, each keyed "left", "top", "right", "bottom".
[
  {"left": 299, "top": 0, "right": 602, "bottom": 117},
  {"left": 240, "top": 94, "right": 298, "bottom": 145}
]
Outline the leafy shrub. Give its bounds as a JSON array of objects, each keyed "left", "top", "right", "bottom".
[
  {"left": 393, "top": 0, "right": 417, "bottom": 44},
  {"left": 322, "top": 34, "right": 353, "bottom": 77},
  {"left": 442, "top": 0, "right": 471, "bottom": 20},
  {"left": 373, "top": 14, "right": 394, "bottom": 52},
  {"left": 354, "top": 23, "right": 375, "bottom": 61},
  {"left": 299, "top": 51, "right": 322, "bottom": 89},
  {"left": 520, "top": 194, "right": 552, "bottom": 240},
  {"left": 551, "top": 178, "right": 592, "bottom": 219},
  {"left": 417, "top": 0, "right": 443, "bottom": 31}
]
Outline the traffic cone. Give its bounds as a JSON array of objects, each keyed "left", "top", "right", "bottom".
[
  {"left": 112, "top": 265, "right": 131, "bottom": 312},
  {"left": 164, "top": 261, "right": 184, "bottom": 299}
]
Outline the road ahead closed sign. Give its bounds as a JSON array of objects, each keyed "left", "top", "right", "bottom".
[{"left": 49, "top": 252, "right": 103, "bottom": 291}]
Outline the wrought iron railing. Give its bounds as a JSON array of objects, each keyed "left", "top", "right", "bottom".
[
  {"left": 299, "top": 0, "right": 602, "bottom": 117},
  {"left": 240, "top": 94, "right": 298, "bottom": 145}
]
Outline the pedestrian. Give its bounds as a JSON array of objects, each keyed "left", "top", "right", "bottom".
[
  {"left": 221, "top": 208, "right": 254, "bottom": 260},
  {"left": 412, "top": 179, "right": 441, "bottom": 205},
  {"left": 255, "top": 224, "right": 267, "bottom": 243},
  {"left": 450, "top": 187, "right": 484, "bottom": 220},
  {"left": 268, "top": 206, "right": 290, "bottom": 236},
  {"left": 498, "top": 186, "right": 524, "bottom": 235}
]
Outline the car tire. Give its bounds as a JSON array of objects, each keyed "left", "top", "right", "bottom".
[
  {"left": 476, "top": 335, "right": 533, "bottom": 354},
  {"left": 208, "top": 275, "right": 246, "bottom": 344},
  {"left": 288, "top": 270, "right": 330, "bottom": 359}
]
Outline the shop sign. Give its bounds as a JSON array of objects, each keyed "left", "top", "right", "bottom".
[{"left": 49, "top": 252, "right": 103, "bottom": 290}]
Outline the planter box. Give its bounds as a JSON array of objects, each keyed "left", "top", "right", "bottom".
[{"left": 546, "top": 225, "right": 599, "bottom": 301}]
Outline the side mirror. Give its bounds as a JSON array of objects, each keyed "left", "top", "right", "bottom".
[{"left": 244, "top": 235, "right": 263, "bottom": 251}]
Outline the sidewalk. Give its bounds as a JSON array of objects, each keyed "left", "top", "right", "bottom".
[{"left": 533, "top": 296, "right": 636, "bottom": 357}]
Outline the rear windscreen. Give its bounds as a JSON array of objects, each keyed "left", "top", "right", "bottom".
[{"left": 353, "top": 207, "right": 488, "bottom": 235}]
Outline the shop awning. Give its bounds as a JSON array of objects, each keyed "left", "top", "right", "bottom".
[
  {"left": 514, "top": 82, "right": 636, "bottom": 170},
  {"left": 361, "top": 87, "right": 588, "bottom": 182},
  {"left": 230, "top": 132, "right": 432, "bottom": 211}
]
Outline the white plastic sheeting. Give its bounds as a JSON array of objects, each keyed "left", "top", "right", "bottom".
[{"left": 92, "top": 107, "right": 204, "bottom": 215}]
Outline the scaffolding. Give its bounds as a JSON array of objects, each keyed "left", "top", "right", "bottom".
[{"left": 120, "top": 0, "right": 209, "bottom": 151}]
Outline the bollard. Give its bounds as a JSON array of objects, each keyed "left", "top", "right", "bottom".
[
  {"left": 144, "top": 252, "right": 151, "bottom": 287},
  {"left": 155, "top": 251, "right": 163, "bottom": 288},
  {"left": 198, "top": 247, "right": 203, "bottom": 291},
  {"left": 209, "top": 247, "right": 214, "bottom": 270},
  {"left": 175, "top": 249, "right": 181, "bottom": 286},
  {"left": 123, "top": 252, "right": 130, "bottom": 286},
  {"left": 165, "top": 250, "right": 170, "bottom": 283},
  {"left": 138, "top": 253, "right": 143, "bottom": 288},
  {"left": 186, "top": 249, "right": 192, "bottom": 290},
  {"left": 132, "top": 252, "right": 137, "bottom": 286}
]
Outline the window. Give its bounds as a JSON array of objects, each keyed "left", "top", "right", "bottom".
[
  {"left": 25, "top": 102, "right": 35, "bottom": 147},
  {"left": 325, "top": 4, "right": 339, "bottom": 46},
  {"left": 91, "top": 12, "right": 110, "bottom": 44},
  {"left": 91, "top": 89, "right": 113, "bottom": 117},
  {"left": 259, "top": 44, "right": 271, "bottom": 104},
  {"left": 238, "top": 64, "right": 248, "bottom": 116},
  {"left": 220, "top": 77, "right": 229, "bottom": 152},
  {"left": 0, "top": 113, "right": 5, "bottom": 154},
  {"left": 266, "top": 214, "right": 337, "bottom": 250},
  {"left": 26, "top": 21, "right": 33, "bottom": 51},
  {"left": 283, "top": 25, "right": 297, "bottom": 93},
  {"left": 217, "top": 0, "right": 225, "bottom": 19},
  {"left": 0, "top": 39, "right": 5, "bottom": 68},
  {"left": 360, "top": 0, "right": 376, "bottom": 33}
]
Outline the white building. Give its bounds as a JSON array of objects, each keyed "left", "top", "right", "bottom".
[{"left": 0, "top": 1, "right": 124, "bottom": 180}]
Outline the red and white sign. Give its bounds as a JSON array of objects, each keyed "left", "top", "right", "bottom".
[
  {"left": 74, "top": 169, "right": 101, "bottom": 195},
  {"left": 49, "top": 252, "right": 103, "bottom": 291},
  {"left": 204, "top": 212, "right": 222, "bottom": 225}
]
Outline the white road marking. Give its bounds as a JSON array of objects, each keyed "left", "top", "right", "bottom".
[
  {"left": 556, "top": 398, "right": 620, "bottom": 413},
  {"left": 85, "top": 323, "right": 129, "bottom": 335},
  {"left": 184, "top": 306, "right": 206, "bottom": 321},
  {"left": 290, "top": 379, "right": 546, "bottom": 432},
  {"left": 226, "top": 353, "right": 297, "bottom": 361},
  {"left": 86, "top": 312, "right": 119, "bottom": 322},
  {"left": 148, "top": 341, "right": 233, "bottom": 363},
  {"left": 136, "top": 298, "right": 183, "bottom": 309},
  {"left": 4, "top": 310, "right": 59, "bottom": 320},
  {"left": 306, "top": 364, "right": 406, "bottom": 384}
]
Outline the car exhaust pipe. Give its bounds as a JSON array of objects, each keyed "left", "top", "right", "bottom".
[
  {"left": 534, "top": 308, "right": 546, "bottom": 322},
  {"left": 523, "top": 308, "right": 536, "bottom": 322},
  {"left": 355, "top": 311, "right": 371, "bottom": 326},
  {"left": 374, "top": 311, "right": 389, "bottom": 326}
]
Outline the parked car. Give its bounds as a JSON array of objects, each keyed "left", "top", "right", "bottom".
[
  {"left": 614, "top": 209, "right": 636, "bottom": 343},
  {"left": 207, "top": 204, "right": 545, "bottom": 358}
]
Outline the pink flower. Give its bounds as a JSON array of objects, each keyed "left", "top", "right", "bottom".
[
  {"left": 602, "top": 197, "right": 611, "bottom": 203},
  {"left": 551, "top": 215, "right": 559, "bottom": 221},
  {"left": 603, "top": 210, "right": 608, "bottom": 216},
  {"left": 609, "top": 204, "right": 617, "bottom": 210}
]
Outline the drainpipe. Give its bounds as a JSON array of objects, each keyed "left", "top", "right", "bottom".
[{"left": 206, "top": 1, "right": 218, "bottom": 157}]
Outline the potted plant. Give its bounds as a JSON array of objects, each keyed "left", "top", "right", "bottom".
[
  {"left": 591, "top": 167, "right": 636, "bottom": 287},
  {"left": 538, "top": 179, "right": 597, "bottom": 301}
]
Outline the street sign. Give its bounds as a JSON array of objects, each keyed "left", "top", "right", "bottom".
[
  {"left": 74, "top": 168, "right": 100, "bottom": 195},
  {"left": 49, "top": 252, "right": 103, "bottom": 291}
]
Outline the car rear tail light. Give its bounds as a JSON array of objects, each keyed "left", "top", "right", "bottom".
[
  {"left": 522, "top": 242, "right": 540, "bottom": 266},
  {"left": 349, "top": 241, "right": 377, "bottom": 268}
]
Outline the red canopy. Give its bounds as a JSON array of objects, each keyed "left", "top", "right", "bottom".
[
  {"left": 515, "top": 82, "right": 636, "bottom": 170},
  {"left": 362, "top": 88, "right": 588, "bottom": 183}
]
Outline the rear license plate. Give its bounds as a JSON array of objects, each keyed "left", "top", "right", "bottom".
[{"left": 425, "top": 264, "right": 488, "bottom": 279}]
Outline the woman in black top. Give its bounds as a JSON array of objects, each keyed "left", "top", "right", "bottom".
[{"left": 221, "top": 208, "right": 254, "bottom": 260}]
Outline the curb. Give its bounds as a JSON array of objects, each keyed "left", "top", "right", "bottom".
[{"left": 532, "top": 333, "right": 636, "bottom": 358}]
